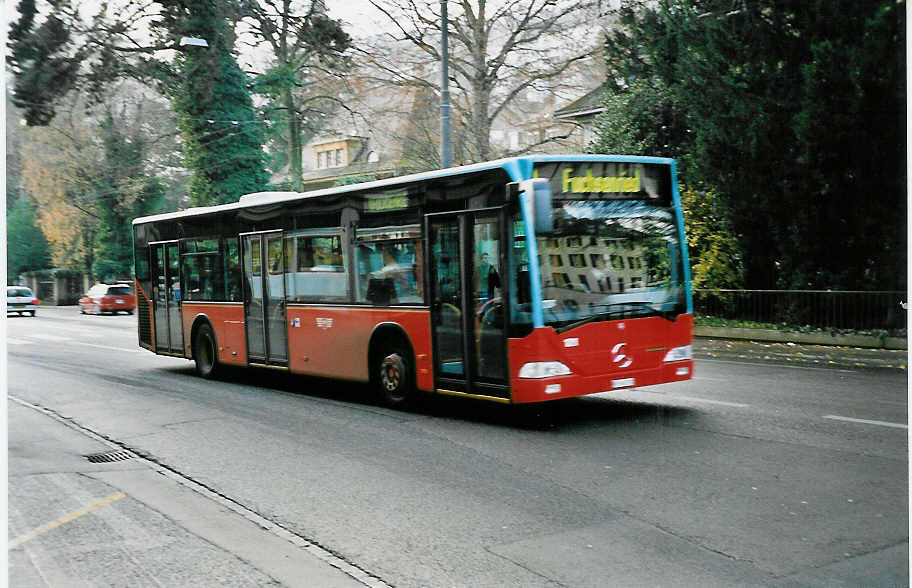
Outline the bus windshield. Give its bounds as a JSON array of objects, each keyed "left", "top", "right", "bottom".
[{"left": 530, "top": 198, "right": 685, "bottom": 331}]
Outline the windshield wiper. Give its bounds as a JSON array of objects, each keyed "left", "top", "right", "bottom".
[{"left": 554, "top": 301, "right": 677, "bottom": 334}]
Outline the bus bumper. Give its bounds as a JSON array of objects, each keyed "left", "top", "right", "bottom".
[{"left": 509, "top": 359, "right": 694, "bottom": 404}]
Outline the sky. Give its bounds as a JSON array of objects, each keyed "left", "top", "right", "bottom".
[{"left": 327, "top": 2, "right": 390, "bottom": 37}]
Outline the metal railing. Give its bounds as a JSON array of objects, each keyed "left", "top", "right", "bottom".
[{"left": 693, "top": 289, "right": 907, "bottom": 332}]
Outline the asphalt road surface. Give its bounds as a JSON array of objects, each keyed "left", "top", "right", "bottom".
[{"left": 6, "top": 306, "right": 908, "bottom": 587}]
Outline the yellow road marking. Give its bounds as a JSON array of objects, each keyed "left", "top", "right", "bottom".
[{"left": 9, "top": 492, "right": 127, "bottom": 550}]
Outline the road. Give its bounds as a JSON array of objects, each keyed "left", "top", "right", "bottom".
[{"left": 6, "top": 306, "right": 909, "bottom": 587}]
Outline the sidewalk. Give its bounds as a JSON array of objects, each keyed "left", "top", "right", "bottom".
[
  {"left": 694, "top": 336, "right": 908, "bottom": 370},
  {"left": 8, "top": 398, "right": 371, "bottom": 588}
]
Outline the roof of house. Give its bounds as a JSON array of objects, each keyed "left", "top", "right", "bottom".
[{"left": 553, "top": 84, "right": 608, "bottom": 120}]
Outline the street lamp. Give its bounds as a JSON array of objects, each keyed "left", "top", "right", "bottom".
[
  {"left": 440, "top": 1, "right": 451, "bottom": 169},
  {"left": 179, "top": 37, "right": 209, "bottom": 48}
]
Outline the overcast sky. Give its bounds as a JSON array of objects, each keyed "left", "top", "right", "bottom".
[{"left": 327, "top": 2, "right": 390, "bottom": 37}]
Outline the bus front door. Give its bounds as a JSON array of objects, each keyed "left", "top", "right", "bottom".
[
  {"left": 427, "top": 210, "right": 508, "bottom": 399},
  {"left": 242, "top": 231, "right": 288, "bottom": 366},
  {"left": 151, "top": 241, "right": 184, "bottom": 354}
]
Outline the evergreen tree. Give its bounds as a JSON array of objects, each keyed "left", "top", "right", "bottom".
[
  {"left": 92, "top": 111, "right": 166, "bottom": 281},
  {"left": 7, "top": 194, "right": 52, "bottom": 282},
  {"left": 595, "top": 0, "right": 905, "bottom": 291},
  {"left": 8, "top": 0, "right": 269, "bottom": 207},
  {"left": 7, "top": 0, "right": 81, "bottom": 126},
  {"left": 156, "top": 1, "right": 269, "bottom": 205}
]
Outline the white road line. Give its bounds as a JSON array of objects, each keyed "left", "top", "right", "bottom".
[
  {"left": 597, "top": 390, "right": 750, "bottom": 408},
  {"left": 666, "top": 394, "right": 750, "bottom": 408},
  {"left": 700, "top": 358, "right": 856, "bottom": 374},
  {"left": 28, "top": 334, "right": 71, "bottom": 342},
  {"left": 72, "top": 342, "right": 144, "bottom": 354},
  {"left": 823, "top": 415, "right": 908, "bottom": 429}
]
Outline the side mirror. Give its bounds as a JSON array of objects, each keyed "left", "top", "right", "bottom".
[{"left": 518, "top": 178, "right": 553, "bottom": 234}]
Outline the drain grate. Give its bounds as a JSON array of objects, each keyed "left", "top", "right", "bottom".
[{"left": 85, "top": 450, "right": 135, "bottom": 464}]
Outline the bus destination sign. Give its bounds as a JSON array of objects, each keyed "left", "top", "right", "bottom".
[
  {"left": 365, "top": 192, "right": 409, "bottom": 212},
  {"left": 534, "top": 161, "right": 672, "bottom": 204}
]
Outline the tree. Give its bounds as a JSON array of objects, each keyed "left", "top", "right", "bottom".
[
  {"left": 8, "top": 0, "right": 269, "bottom": 206},
  {"left": 92, "top": 110, "right": 167, "bottom": 281},
  {"left": 6, "top": 194, "right": 52, "bottom": 282},
  {"left": 17, "top": 85, "right": 180, "bottom": 279},
  {"left": 20, "top": 116, "right": 100, "bottom": 275},
  {"left": 7, "top": 0, "right": 81, "bottom": 126},
  {"left": 679, "top": 186, "right": 744, "bottom": 296},
  {"left": 241, "top": 1, "right": 352, "bottom": 190},
  {"left": 154, "top": 1, "right": 269, "bottom": 204},
  {"left": 594, "top": 0, "right": 905, "bottom": 291},
  {"left": 365, "top": 0, "right": 599, "bottom": 164},
  {"left": 590, "top": 77, "right": 690, "bottom": 162}
]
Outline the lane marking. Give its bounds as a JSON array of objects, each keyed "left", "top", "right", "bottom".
[
  {"left": 72, "top": 341, "right": 144, "bottom": 354},
  {"left": 597, "top": 390, "right": 750, "bottom": 408},
  {"left": 823, "top": 415, "right": 908, "bottom": 429},
  {"left": 6, "top": 337, "right": 140, "bottom": 353},
  {"left": 8, "top": 492, "right": 127, "bottom": 550},
  {"left": 666, "top": 394, "right": 750, "bottom": 408},
  {"left": 28, "top": 334, "right": 72, "bottom": 342},
  {"left": 700, "top": 358, "right": 856, "bottom": 374}
]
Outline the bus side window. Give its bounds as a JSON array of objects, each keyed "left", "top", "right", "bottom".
[
  {"left": 356, "top": 240, "right": 421, "bottom": 305},
  {"left": 284, "top": 233, "right": 347, "bottom": 302},
  {"left": 224, "top": 239, "right": 242, "bottom": 301}
]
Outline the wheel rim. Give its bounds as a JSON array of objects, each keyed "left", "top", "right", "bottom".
[{"left": 380, "top": 354, "right": 403, "bottom": 394}]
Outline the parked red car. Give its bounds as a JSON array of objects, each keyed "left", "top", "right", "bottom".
[{"left": 79, "top": 283, "right": 136, "bottom": 315}]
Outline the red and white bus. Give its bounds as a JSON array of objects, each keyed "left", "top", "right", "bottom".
[{"left": 132, "top": 155, "right": 693, "bottom": 407}]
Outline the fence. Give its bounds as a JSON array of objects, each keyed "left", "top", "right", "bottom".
[
  {"left": 20, "top": 269, "right": 88, "bottom": 305},
  {"left": 693, "top": 289, "right": 907, "bottom": 333}
]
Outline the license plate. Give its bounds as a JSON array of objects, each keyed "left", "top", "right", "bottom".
[{"left": 116, "top": 300, "right": 124, "bottom": 304}]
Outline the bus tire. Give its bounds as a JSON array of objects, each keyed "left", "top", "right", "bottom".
[
  {"left": 375, "top": 343, "right": 415, "bottom": 409},
  {"left": 193, "top": 323, "right": 220, "bottom": 379}
]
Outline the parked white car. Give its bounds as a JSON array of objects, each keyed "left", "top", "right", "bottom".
[{"left": 6, "top": 285, "right": 40, "bottom": 317}]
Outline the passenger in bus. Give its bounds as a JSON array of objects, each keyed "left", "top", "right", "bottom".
[
  {"left": 476, "top": 252, "right": 501, "bottom": 301},
  {"left": 379, "top": 247, "right": 410, "bottom": 294},
  {"left": 366, "top": 246, "right": 405, "bottom": 304}
]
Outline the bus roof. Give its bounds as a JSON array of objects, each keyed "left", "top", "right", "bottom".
[{"left": 132, "top": 154, "right": 674, "bottom": 226}]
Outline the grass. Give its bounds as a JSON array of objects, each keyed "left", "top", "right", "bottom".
[{"left": 694, "top": 315, "right": 906, "bottom": 338}]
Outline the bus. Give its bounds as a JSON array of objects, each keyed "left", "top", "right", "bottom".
[{"left": 132, "top": 155, "right": 693, "bottom": 407}]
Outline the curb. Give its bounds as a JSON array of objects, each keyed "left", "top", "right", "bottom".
[{"left": 694, "top": 326, "right": 908, "bottom": 350}]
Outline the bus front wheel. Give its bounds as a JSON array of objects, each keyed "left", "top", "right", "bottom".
[
  {"left": 375, "top": 345, "right": 415, "bottom": 409},
  {"left": 193, "top": 323, "right": 220, "bottom": 379}
]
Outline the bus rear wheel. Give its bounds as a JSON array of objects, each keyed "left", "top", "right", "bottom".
[
  {"left": 193, "top": 323, "right": 220, "bottom": 379},
  {"left": 375, "top": 344, "right": 415, "bottom": 409}
]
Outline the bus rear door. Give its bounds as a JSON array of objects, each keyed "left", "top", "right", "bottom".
[
  {"left": 241, "top": 231, "right": 289, "bottom": 366},
  {"left": 150, "top": 241, "right": 184, "bottom": 354}
]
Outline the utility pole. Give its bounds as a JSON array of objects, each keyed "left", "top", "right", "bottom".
[{"left": 440, "top": 0, "right": 451, "bottom": 168}]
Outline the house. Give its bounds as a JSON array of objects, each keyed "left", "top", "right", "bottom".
[{"left": 552, "top": 84, "right": 607, "bottom": 151}]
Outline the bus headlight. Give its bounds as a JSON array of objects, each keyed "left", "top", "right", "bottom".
[
  {"left": 663, "top": 345, "right": 692, "bottom": 362},
  {"left": 519, "top": 361, "right": 571, "bottom": 379}
]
